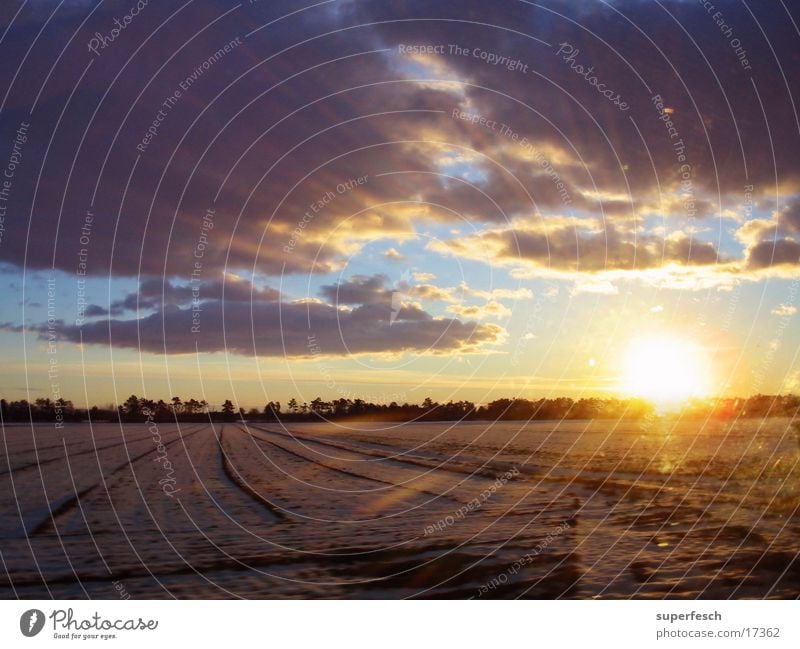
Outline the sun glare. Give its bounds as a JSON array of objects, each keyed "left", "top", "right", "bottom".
[{"left": 621, "top": 334, "right": 712, "bottom": 407}]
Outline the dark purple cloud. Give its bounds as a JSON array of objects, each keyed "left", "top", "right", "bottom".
[
  {"left": 319, "top": 274, "right": 391, "bottom": 305},
  {"left": 0, "top": 0, "right": 796, "bottom": 286},
  {"left": 433, "top": 222, "right": 722, "bottom": 272},
  {"left": 746, "top": 238, "right": 800, "bottom": 270},
  {"left": 102, "top": 276, "right": 280, "bottom": 315},
  {"left": 777, "top": 197, "right": 800, "bottom": 233},
  {"left": 16, "top": 274, "right": 502, "bottom": 357}
]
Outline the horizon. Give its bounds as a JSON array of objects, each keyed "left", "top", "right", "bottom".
[{"left": 2, "top": 390, "right": 797, "bottom": 416}]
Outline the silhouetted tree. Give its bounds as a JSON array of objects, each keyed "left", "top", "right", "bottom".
[
  {"left": 264, "top": 401, "right": 281, "bottom": 421},
  {"left": 170, "top": 396, "right": 183, "bottom": 415},
  {"left": 221, "top": 400, "right": 235, "bottom": 421},
  {"left": 123, "top": 395, "right": 140, "bottom": 418}
]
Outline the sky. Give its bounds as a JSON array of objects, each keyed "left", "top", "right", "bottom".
[{"left": 1, "top": 0, "right": 799, "bottom": 409}]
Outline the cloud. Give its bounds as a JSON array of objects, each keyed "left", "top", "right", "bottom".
[
  {"left": 728, "top": 196, "right": 800, "bottom": 272},
  {"left": 408, "top": 283, "right": 459, "bottom": 302},
  {"left": 104, "top": 276, "right": 281, "bottom": 315},
  {"left": 383, "top": 247, "right": 405, "bottom": 261},
  {"left": 771, "top": 304, "right": 797, "bottom": 317},
  {"left": 0, "top": 0, "right": 797, "bottom": 286},
  {"left": 746, "top": 239, "right": 800, "bottom": 270},
  {"left": 13, "top": 274, "right": 504, "bottom": 358},
  {"left": 413, "top": 271, "right": 436, "bottom": 282},
  {"left": 319, "top": 274, "right": 391, "bottom": 306},
  {"left": 429, "top": 221, "right": 722, "bottom": 274},
  {"left": 84, "top": 304, "right": 110, "bottom": 317},
  {"left": 777, "top": 199, "right": 800, "bottom": 233},
  {"left": 0, "top": 0, "right": 798, "bottom": 380},
  {"left": 447, "top": 299, "right": 511, "bottom": 320},
  {"left": 735, "top": 219, "right": 778, "bottom": 247}
]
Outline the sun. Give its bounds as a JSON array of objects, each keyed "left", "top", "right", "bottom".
[{"left": 620, "top": 333, "right": 712, "bottom": 407}]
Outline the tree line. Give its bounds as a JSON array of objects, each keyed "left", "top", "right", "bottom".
[{"left": 2, "top": 393, "right": 800, "bottom": 424}]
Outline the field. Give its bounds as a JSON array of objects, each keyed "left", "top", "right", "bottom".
[{"left": 1, "top": 418, "right": 799, "bottom": 598}]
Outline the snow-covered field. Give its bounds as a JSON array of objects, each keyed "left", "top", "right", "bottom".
[{"left": 1, "top": 418, "right": 798, "bottom": 598}]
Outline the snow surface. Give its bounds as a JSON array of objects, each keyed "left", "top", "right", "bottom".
[{"left": 1, "top": 418, "right": 798, "bottom": 598}]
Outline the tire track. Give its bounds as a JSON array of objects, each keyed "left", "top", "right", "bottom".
[
  {"left": 248, "top": 424, "right": 521, "bottom": 481},
  {"left": 217, "top": 425, "right": 287, "bottom": 522},
  {"left": 0, "top": 428, "right": 182, "bottom": 477},
  {"left": 26, "top": 424, "right": 205, "bottom": 536},
  {"left": 242, "top": 425, "right": 465, "bottom": 505}
]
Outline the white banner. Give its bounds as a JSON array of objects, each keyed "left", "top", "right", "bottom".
[{"left": 0, "top": 600, "right": 796, "bottom": 648}]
